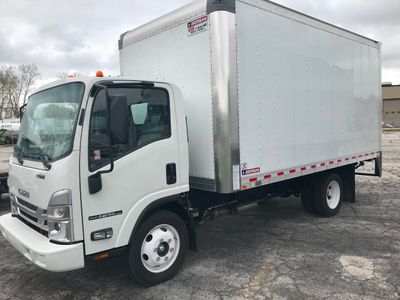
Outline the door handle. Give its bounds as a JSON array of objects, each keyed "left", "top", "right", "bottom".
[{"left": 166, "top": 163, "right": 176, "bottom": 185}]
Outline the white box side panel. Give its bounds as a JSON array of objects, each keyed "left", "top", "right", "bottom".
[
  {"left": 236, "top": 2, "right": 381, "bottom": 174},
  {"left": 120, "top": 20, "right": 215, "bottom": 180}
]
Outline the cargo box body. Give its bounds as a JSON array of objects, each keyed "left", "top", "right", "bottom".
[{"left": 119, "top": 0, "right": 382, "bottom": 194}]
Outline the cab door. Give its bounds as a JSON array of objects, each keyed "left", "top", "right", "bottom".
[{"left": 80, "top": 82, "right": 182, "bottom": 255}]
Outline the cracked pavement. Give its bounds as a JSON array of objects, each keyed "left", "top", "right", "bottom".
[{"left": 0, "top": 132, "right": 399, "bottom": 299}]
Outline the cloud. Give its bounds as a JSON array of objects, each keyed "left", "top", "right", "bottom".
[
  {"left": 0, "top": 0, "right": 399, "bottom": 84},
  {"left": 0, "top": 0, "right": 191, "bottom": 81}
]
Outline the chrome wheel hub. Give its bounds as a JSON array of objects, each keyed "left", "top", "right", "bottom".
[
  {"left": 326, "top": 180, "right": 341, "bottom": 209},
  {"left": 141, "top": 224, "right": 180, "bottom": 273}
]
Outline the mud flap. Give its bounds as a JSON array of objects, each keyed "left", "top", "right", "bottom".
[
  {"left": 375, "top": 156, "right": 383, "bottom": 177},
  {"left": 340, "top": 165, "right": 356, "bottom": 203},
  {"left": 187, "top": 214, "right": 197, "bottom": 252}
]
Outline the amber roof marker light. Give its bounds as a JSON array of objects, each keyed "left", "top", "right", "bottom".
[{"left": 96, "top": 71, "right": 104, "bottom": 77}]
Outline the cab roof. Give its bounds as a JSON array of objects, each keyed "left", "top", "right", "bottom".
[{"left": 34, "top": 77, "right": 169, "bottom": 95}]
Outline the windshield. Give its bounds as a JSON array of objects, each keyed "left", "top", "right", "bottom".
[{"left": 16, "top": 83, "right": 85, "bottom": 162}]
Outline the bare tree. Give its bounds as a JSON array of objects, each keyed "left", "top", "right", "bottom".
[
  {"left": 20, "top": 64, "right": 40, "bottom": 106},
  {"left": 0, "top": 67, "right": 19, "bottom": 119},
  {"left": 0, "top": 64, "right": 40, "bottom": 119},
  {"left": 0, "top": 68, "right": 9, "bottom": 117}
]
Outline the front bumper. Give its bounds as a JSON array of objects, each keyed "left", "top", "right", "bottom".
[{"left": 0, "top": 213, "right": 84, "bottom": 272}]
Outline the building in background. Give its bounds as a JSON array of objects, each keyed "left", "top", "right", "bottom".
[{"left": 382, "top": 83, "right": 400, "bottom": 128}]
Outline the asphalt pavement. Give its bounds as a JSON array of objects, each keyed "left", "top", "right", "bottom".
[{"left": 0, "top": 133, "right": 399, "bottom": 299}]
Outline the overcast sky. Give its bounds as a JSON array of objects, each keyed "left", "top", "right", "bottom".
[{"left": 1, "top": 0, "right": 399, "bottom": 86}]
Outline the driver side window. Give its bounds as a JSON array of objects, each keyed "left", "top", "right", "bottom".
[{"left": 88, "top": 87, "right": 171, "bottom": 172}]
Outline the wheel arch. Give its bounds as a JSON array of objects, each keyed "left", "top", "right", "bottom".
[
  {"left": 301, "top": 164, "right": 356, "bottom": 215},
  {"left": 126, "top": 193, "right": 197, "bottom": 251}
]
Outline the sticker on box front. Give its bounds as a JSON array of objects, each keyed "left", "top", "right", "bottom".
[
  {"left": 187, "top": 16, "right": 208, "bottom": 36},
  {"left": 242, "top": 167, "right": 261, "bottom": 176}
]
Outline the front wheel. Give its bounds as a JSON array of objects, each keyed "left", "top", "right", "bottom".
[
  {"left": 313, "top": 173, "right": 343, "bottom": 217},
  {"left": 127, "top": 210, "right": 188, "bottom": 286}
]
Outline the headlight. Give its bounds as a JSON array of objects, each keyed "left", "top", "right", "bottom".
[
  {"left": 47, "top": 190, "right": 74, "bottom": 244},
  {"left": 10, "top": 193, "right": 18, "bottom": 216},
  {"left": 48, "top": 206, "right": 71, "bottom": 221}
]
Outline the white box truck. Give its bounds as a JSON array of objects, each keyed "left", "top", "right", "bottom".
[{"left": 0, "top": 0, "right": 382, "bottom": 286}]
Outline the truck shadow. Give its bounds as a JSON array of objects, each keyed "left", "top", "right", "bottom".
[
  {"left": 77, "top": 197, "right": 310, "bottom": 285},
  {"left": 0, "top": 195, "right": 10, "bottom": 213},
  {"left": 0, "top": 196, "right": 326, "bottom": 293}
]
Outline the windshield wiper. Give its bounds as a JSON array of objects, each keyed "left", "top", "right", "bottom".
[
  {"left": 14, "top": 145, "right": 24, "bottom": 165},
  {"left": 20, "top": 135, "right": 52, "bottom": 170},
  {"left": 39, "top": 150, "right": 52, "bottom": 170}
]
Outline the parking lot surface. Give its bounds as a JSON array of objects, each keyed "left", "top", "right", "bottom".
[{"left": 0, "top": 133, "right": 399, "bottom": 300}]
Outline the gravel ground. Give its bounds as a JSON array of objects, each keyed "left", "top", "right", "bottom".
[{"left": 0, "top": 133, "right": 399, "bottom": 299}]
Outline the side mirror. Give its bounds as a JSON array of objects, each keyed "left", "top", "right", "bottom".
[
  {"left": 20, "top": 104, "right": 27, "bottom": 121},
  {"left": 110, "top": 95, "right": 129, "bottom": 145},
  {"left": 88, "top": 173, "right": 102, "bottom": 195},
  {"left": 88, "top": 83, "right": 117, "bottom": 195}
]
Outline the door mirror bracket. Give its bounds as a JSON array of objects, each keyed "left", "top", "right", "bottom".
[{"left": 88, "top": 83, "right": 115, "bottom": 194}]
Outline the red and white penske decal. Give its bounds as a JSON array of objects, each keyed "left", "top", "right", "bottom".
[
  {"left": 242, "top": 167, "right": 261, "bottom": 176},
  {"left": 241, "top": 151, "right": 381, "bottom": 190},
  {"left": 187, "top": 16, "right": 208, "bottom": 36}
]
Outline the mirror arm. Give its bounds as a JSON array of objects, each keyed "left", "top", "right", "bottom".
[
  {"left": 88, "top": 84, "right": 115, "bottom": 194},
  {"left": 94, "top": 83, "right": 114, "bottom": 176},
  {"left": 19, "top": 103, "right": 27, "bottom": 121}
]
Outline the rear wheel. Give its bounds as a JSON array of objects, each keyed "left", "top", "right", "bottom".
[
  {"left": 127, "top": 210, "right": 188, "bottom": 286},
  {"left": 313, "top": 173, "right": 343, "bottom": 217}
]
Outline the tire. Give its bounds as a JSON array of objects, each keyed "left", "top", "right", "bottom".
[
  {"left": 312, "top": 173, "right": 343, "bottom": 217},
  {"left": 301, "top": 176, "right": 316, "bottom": 214},
  {"left": 127, "top": 210, "right": 188, "bottom": 286}
]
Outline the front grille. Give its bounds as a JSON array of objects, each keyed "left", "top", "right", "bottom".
[
  {"left": 16, "top": 215, "right": 48, "bottom": 238},
  {"left": 16, "top": 197, "right": 48, "bottom": 236},
  {"left": 19, "top": 210, "right": 38, "bottom": 223},
  {"left": 17, "top": 198, "right": 37, "bottom": 212}
]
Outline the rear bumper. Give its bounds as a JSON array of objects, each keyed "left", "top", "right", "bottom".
[{"left": 0, "top": 213, "right": 84, "bottom": 272}]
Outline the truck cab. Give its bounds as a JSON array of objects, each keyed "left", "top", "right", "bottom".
[{"left": 0, "top": 77, "right": 191, "bottom": 285}]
